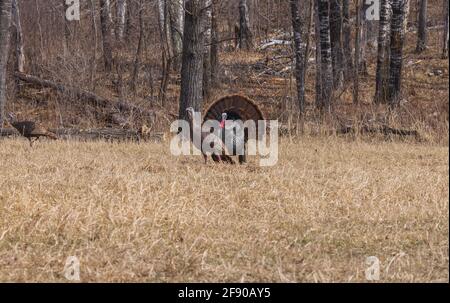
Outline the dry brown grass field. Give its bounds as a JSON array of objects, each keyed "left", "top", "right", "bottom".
[{"left": 0, "top": 136, "right": 448, "bottom": 282}]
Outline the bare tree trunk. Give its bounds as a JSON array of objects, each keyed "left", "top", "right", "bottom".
[
  {"left": 416, "top": 0, "right": 427, "bottom": 52},
  {"left": 443, "top": 0, "right": 449, "bottom": 59},
  {"left": 34, "top": 0, "right": 44, "bottom": 62},
  {"left": 329, "top": 0, "right": 344, "bottom": 88},
  {"left": 342, "top": 0, "right": 353, "bottom": 81},
  {"left": 375, "top": 0, "right": 391, "bottom": 104},
  {"left": 388, "top": 0, "right": 406, "bottom": 106},
  {"left": 169, "top": 0, "right": 184, "bottom": 69},
  {"left": 116, "top": 0, "right": 127, "bottom": 41},
  {"left": 316, "top": 0, "right": 333, "bottom": 111},
  {"left": 89, "top": 0, "right": 98, "bottom": 91},
  {"left": 0, "top": 0, "right": 12, "bottom": 126},
  {"left": 100, "top": 0, "right": 114, "bottom": 72},
  {"left": 11, "top": 0, "right": 23, "bottom": 73},
  {"left": 131, "top": 0, "right": 144, "bottom": 95},
  {"left": 357, "top": 2, "right": 368, "bottom": 75},
  {"left": 179, "top": 0, "right": 206, "bottom": 118},
  {"left": 157, "top": 0, "right": 172, "bottom": 104},
  {"left": 353, "top": 0, "right": 361, "bottom": 105},
  {"left": 303, "top": 0, "right": 314, "bottom": 84},
  {"left": 239, "top": 0, "right": 253, "bottom": 50},
  {"left": 314, "top": 0, "right": 322, "bottom": 107},
  {"left": 403, "top": 0, "right": 410, "bottom": 33},
  {"left": 158, "top": 0, "right": 174, "bottom": 60},
  {"left": 290, "top": 0, "right": 306, "bottom": 113},
  {"left": 210, "top": 0, "right": 220, "bottom": 86},
  {"left": 11, "top": 0, "right": 24, "bottom": 97},
  {"left": 63, "top": 0, "right": 71, "bottom": 58},
  {"left": 203, "top": 0, "right": 212, "bottom": 98}
]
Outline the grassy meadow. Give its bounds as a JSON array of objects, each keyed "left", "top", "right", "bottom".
[{"left": 0, "top": 136, "right": 448, "bottom": 282}]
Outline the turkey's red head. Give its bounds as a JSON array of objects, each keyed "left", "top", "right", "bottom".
[{"left": 220, "top": 113, "right": 227, "bottom": 129}]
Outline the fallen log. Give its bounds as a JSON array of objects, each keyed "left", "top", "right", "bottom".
[
  {"left": 0, "top": 127, "right": 165, "bottom": 142},
  {"left": 14, "top": 72, "right": 150, "bottom": 115},
  {"left": 336, "top": 124, "right": 420, "bottom": 140}
]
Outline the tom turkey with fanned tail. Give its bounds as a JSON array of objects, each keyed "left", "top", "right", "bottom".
[{"left": 203, "top": 95, "right": 265, "bottom": 164}]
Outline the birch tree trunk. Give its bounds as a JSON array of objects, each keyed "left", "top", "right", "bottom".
[
  {"left": 290, "top": 0, "right": 306, "bottom": 113},
  {"left": 415, "top": 0, "right": 427, "bottom": 52},
  {"left": 314, "top": 0, "right": 322, "bottom": 107},
  {"left": 100, "top": 0, "right": 114, "bottom": 72},
  {"left": 316, "top": 0, "right": 333, "bottom": 111},
  {"left": 179, "top": 0, "right": 206, "bottom": 118},
  {"left": 388, "top": 0, "right": 406, "bottom": 106},
  {"left": 239, "top": 0, "right": 253, "bottom": 50},
  {"left": 403, "top": 0, "right": 410, "bottom": 33},
  {"left": 329, "top": 0, "right": 343, "bottom": 88},
  {"left": 443, "top": 0, "right": 449, "bottom": 59},
  {"left": 116, "top": 0, "right": 127, "bottom": 41},
  {"left": 375, "top": 0, "right": 391, "bottom": 103},
  {"left": 358, "top": 2, "right": 368, "bottom": 75},
  {"left": 0, "top": 0, "right": 12, "bottom": 126}
]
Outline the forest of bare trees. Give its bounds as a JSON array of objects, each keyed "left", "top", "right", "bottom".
[
  {"left": 0, "top": 0, "right": 448, "bottom": 134},
  {"left": 0, "top": 0, "right": 448, "bottom": 284}
]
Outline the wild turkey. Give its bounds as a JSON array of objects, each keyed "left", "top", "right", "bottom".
[
  {"left": 185, "top": 107, "right": 234, "bottom": 164},
  {"left": 7, "top": 113, "right": 58, "bottom": 146},
  {"left": 219, "top": 112, "right": 247, "bottom": 163},
  {"left": 203, "top": 95, "right": 265, "bottom": 164}
]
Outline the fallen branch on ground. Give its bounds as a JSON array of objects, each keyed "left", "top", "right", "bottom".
[
  {"left": 0, "top": 127, "right": 165, "bottom": 142},
  {"left": 336, "top": 124, "right": 420, "bottom": 140},
  {"left": 14, "top": 72, "right": 152, "bottom": 116}
]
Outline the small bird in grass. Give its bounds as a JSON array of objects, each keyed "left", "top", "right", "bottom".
[{"left": 7, "top": 113, "right": 58, "bottom": 147}]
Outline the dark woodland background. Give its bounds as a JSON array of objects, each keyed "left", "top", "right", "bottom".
[{"left": 0, "top": 0, "right": 448, "bottom": 142}]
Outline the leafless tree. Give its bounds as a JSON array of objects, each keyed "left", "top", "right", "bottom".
[
  {"left": 100, "top": 0, "right": 114, "bottom": 72},
  {"left": 116, "top": 0, "right": 127, "bottom": 41},
  {"left": 316, "top": 0, "right": 333, "bottom": 111},
  {"left": 416, "top": 0, "right": 427, "bottom": 53},
  {"left": 329, "top": 0, "right": 344, "bottom": 88},
  {"left": 442, "top": 0, "right": 448, "bottom": 58},
  {"left": 353, "top": 0, "right": 361, "bottom": 104},
  {"left": 169, "top": 0, "right": 184, "bottom": 69},
  {"left": 179, "top": 0, "right": 207, "bottom": 118},
  {"left": 388, "top": 0, "right": 406, "bottom": 106},
  {"left": 375, "top": 0, "right": 391, "bottom": 103},
  {"left": 342, "top": 0, "right": 353, "bottom": 81},
  {"left": 239, "top": 0, "right": 253, "bottom": 50},
  {"left": 11, "top": 0, "right": 24, "bottom": 97},
  {"left": 290, "top": 0, "right": 306, "bottom": 113},
  {"left": 203, "top": 0, "right": 212, "bottom": 98},
  {"left": 0, "top": 0, "right": 12, "bottom": 125},
  {"left": 210, "top": 0, "right": 220, "bottom": 86}
]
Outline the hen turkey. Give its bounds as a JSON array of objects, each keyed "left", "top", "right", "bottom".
[{"left": 7, "top": 113, "right": 58, "bottom": 147}]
